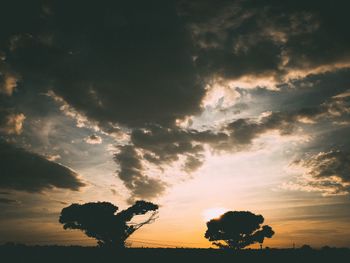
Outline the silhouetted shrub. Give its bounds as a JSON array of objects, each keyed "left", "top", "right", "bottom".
[{"left": 300, "top": 244, "right": 313, "bottom": 251}]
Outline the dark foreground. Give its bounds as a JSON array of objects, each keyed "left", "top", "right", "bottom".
[{"left": 1, "top": 245, "right": 349, "bottom": 263}]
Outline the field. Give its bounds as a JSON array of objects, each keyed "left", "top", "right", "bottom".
[{"left": 1, "top": 245, "right": 349, "bottom": 263}]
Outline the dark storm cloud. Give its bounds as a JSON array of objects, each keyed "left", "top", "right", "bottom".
[
  {"left": 289, "top": 150, "right": 350, "bottom": 196},
  {"left": 114, "top": 145, "right": 166, "bottom": 203},
  {"left": 0, "top": 197, "right": 19, "bottom": 205},
  {"left": 114, "top": 127, "right": 229, "bottom": 200},
  {"left": 131, "top": 125, "right": 228, "bottom": 168},
  {"left": 0, "top": 140, "right": 85, "bottom": 192},
  {"left": 1, "top": 0, "right": 204, "bottom": 128},
  {"left": 183, "top": 155, "right": 204, "bottom": 173},
  {"left": 1, "top": 0, "right": 349, "bottom": 128},
  {"left": 132, "top": 127, "right": 202, "bottom": 166},
  {"left": 179, "top": 0, "right": 350, "bottom": 85},
  {"left": 113, "top": 122, "right": 230, "bottom": 200},
  {"left": 2, "top": 0, "right": 350, "bottom": 203}
]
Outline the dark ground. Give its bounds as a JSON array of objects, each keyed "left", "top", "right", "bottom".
[{"left": 1, "top": 244, "right": 349, "bottom": 263}]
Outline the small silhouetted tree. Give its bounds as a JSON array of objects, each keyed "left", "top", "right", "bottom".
[
  {"left": 205, "top": 211, "right": 274, "bottom": 250},
  {"left": 300, "top": 244, "right": 313, "bottom": 251},
  {"left": 59, "top": 200, "right": 158, "bottom": 248}
]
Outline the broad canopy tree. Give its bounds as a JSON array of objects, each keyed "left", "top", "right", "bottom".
[
  {"left": 59, "top": 200, "right": 158, "bottom": 248},
  {"left": 205, "top": 211, "right": 274, "bottom": 250}
]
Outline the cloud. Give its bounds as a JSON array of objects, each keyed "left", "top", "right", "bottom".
[
  {"left": 0, "top": 73, "right": 18, "bottom": 96},
  {"left": 333, "top": 90, "right": 350, "bottom": 99},
  {"left": 183, "top": 155, "right": 204, "bottom": 173},
  {"left": 180, "top": 0, "right": 350, "bottom": 89},
  {"left": 1, "top": 0, "right": 350, "bottom": 203},
  {"left": 46, "top": 154, "right": 61, "bottom": 161},
  {"left": 113, "top": 91, "right": 350, "bottom": 201},
  {"left": 114, "top": 126, "right": 228, "bottom": 201},
  {"left": 0, "top": 197, "right": 19, "bottom": 205},
  {"left": 1, "top": 0, "right": 204, "bottom": 129},
  {"left": 0, "top": 110, "right": 25, "bottom": 135},
  {"left": 285, "top": 150, "right": 350, "bottom": 196},
  {"left": 0, "top": 59, "right": 19, "bottom": 96},
  {"left": 227, "top": 95, "right": 350, "bottom": 145},
  {"left": 130, "top": 125, "right": 228, "bottom": 167},
  {"left": 84, "top": 134, "right": 102, "bottom": 145},
  {"left": 0, "top": 140, "right": 85, "bottom": 192},
  {"left": 114, "top": 145, "right": 167, "bottom": 203},
  {"left": 45, "top": 90, "right": 100, "bottom": 130},
  {"left": 51, "top": 199, "right": 68, "bottom": 205}
]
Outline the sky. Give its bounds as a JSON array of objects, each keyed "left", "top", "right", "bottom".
[{"left": 1, "top": 0, "right": 350, "bottom": 249}]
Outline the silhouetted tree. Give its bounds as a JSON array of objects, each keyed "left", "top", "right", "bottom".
[
  {"left": 205, "top": 211, "right": 274, "bottom": 250},
  {"left": 59, "top": 200, "right": 158, "bottom": 248}
]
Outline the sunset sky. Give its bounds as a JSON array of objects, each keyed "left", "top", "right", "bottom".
[{"left": 1, "top": 0, "right": 350, "bottom": 249}]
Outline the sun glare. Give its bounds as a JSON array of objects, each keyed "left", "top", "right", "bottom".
[{"left": 202, "top": 207, "right": 227, "bottom": 221}]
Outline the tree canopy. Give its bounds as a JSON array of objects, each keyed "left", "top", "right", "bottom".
[
  {"left": 205, "top": 211, "right": 274, "bottom": 250},
  {"left": 59, "top": 200, "right": 159, "bottom": 248}
]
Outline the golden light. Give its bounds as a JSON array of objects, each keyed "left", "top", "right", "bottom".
[
  {"left": 202, "top": 207, "right": 228, "bottom": 222},
  {"left": 201, "top": 80, "right": 239, "bottom": 108}
]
